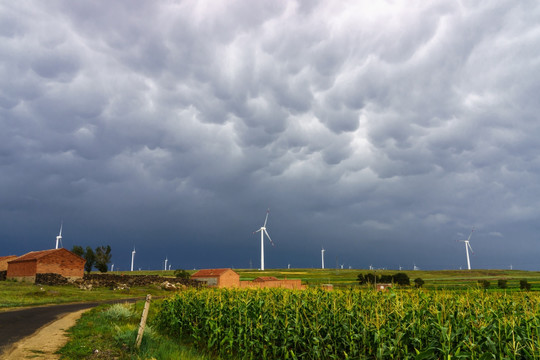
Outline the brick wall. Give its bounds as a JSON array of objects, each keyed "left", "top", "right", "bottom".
[
  {"left": 217, "top": 271, "right": 240, "bottom": 288},
  {"left": 36, "top": 252, "right": 84, "bottom": 279},
  {"left": 6, "top": 260, "right": 37, "bottom": 282},
  {"left": 0, "top": 256, "right": 17, "bottom": 271},
  {"left": 239, "top": 279, "right": 305, "bottom": 290}
]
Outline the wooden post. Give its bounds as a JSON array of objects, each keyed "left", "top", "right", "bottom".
[{"left": 136, "top": 294, "right": 152, "bottom": 348}]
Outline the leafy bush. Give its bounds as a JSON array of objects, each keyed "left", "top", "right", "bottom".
[
  {"left": 103, "top": 303, "right": 133, "bottom": 321},
  {"left": 520, "top": 279, "right": 532, "bottom": 291},
  {"left": 478, "top": 280, "right": 490, "bottom": 289},
  {"left": 497, "top": 279, "right": 508, "bottom": 289},
  {"left": 174, "top": 269, "right": 191, "bottom": 279},
  {"left": 414, "top": 277, "right": 425, "bottom": 288}
]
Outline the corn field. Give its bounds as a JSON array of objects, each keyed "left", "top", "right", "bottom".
[{"left": 155, "top": 288, "right": 540, "bottom": 359}]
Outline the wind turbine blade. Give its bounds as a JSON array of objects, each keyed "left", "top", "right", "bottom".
[
  {"left": 264, "top": 229, "right": 274, "bottom": 246},
  {"left": 253, "top": 228, "right": 262, "bottom": 234},
  {"left": 468, "top": 242, "right": 474, "bottom": 254},
  {"left": 59, "top": 222, "right": 63, "bottom": 237},
  {"left": 263, "top": 208, "right": 270, "bottom": 227},
  {"left": 467, "top": 228, "right": 474, "bottom": 241}
]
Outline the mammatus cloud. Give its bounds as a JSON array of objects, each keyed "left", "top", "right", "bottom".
[{"left": 1, "top": 1, "right": 540, "bottom": 270}]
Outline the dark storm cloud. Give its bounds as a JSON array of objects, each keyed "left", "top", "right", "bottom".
[{"left": 1, "top": 0, "right": 540, "bottom": 270}]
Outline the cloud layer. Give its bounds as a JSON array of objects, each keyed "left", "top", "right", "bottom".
[{"left": 1, "top": 1, "right": 540, "bottom": 270}]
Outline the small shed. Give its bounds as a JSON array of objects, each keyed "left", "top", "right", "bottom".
[
  {"left": 7, "top": 248, "right": 85, "bottom": 282},
  {"left": 191, "top": 268, "right": 240, "bottom": 288},
  {"left": 376, "top": 283, "right": 392, "bottom": 291}
]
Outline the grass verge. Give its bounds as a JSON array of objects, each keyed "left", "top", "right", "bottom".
[
  {"left": 0, "top": 281, "right": 173, "bottom": 310},
  {"left": 58, "top": 299, "right": 213, "bottom": 360}
]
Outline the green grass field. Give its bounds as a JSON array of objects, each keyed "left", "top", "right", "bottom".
[
  {"left": 2, "top": 268, "right": 538, "bottom": 311},
  {"left": 235, "top": 268, "right": 540, "bottom": 289},
  {"left": 21, "top": 268, "right": 532, "bottom": 359},
  {"left": 0, "top": 280, "right": 172, "bottom": 310}
]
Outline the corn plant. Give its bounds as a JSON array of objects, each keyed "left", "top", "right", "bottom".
[{"left": 155, "top": 288, "right": 540, "bottom": 359}]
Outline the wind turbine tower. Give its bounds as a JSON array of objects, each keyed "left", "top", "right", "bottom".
[
  {"left": 253, "top": 209, "right": 274, "bottom": 271},
  {"left": 164, "top": 257, "right": 168, "bottom": 271},
  {"left": 321, "top": 248, "right": 325, "bottom": 269},
  {"left": 459, "top": 228, "right": 475, "bottom": 270},
  {"left": 131, "top": 247, "right": 136, "bottom": 272},
  {"left": 55, "top": 222, "right": 63, "bottom": 249}
]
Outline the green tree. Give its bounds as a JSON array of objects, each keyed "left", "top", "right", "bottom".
[
  {"left": 84, "top": 247, "right": 95, "bottom": 273},
  {"left": 520, "top": 279, "right": 531, "bottom": 291},
  {"left": 94, "top": 245, "right": 112, "bottom": 273},
  {"left": 174, "top": 269, "right": 190, "bottom": 279},
  {"left": 364, "top": 273, "right": 378, "bottom": 284},
  {"left": 478, "top": 280, "right": 490, "bottom": 289},
  {"left": 71, "top": 245, "right": 84, "bottom": 257},
  {"left": 497, "top": 279, "right": 508, "bottom": 289},
  {"left": 393, "top": 273, "right": 410, "bottom": 286},
  {"left": 414, "top": 277, "right": 425, "bottom": 288}
]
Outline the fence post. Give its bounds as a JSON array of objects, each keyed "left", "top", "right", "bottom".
[{"left": 136, "top": 294, "right": 152, "bottom": 348}]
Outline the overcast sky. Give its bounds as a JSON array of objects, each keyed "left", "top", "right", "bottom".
[{"left": 1, "top": 1, "right": 540, "bottom": 271}]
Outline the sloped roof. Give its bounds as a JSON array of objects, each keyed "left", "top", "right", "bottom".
[
  {"left": 191, "top": 268, "right": 237, "bottom": 278},
  {"left": 0, "top": 255, "right": 18, "bottom": 270},
  {"left": 0, "top": 255, "right": 17, "bottom": 262},
  {"left": 8, "top": 248, "right": 84, "bottom": 263},
  {"left": 253, "top": 276, "right": 279, "bottom": 282}
]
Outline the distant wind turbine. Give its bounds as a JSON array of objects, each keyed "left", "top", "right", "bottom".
[
  {"left": 164, "top": 257, "right": 168, "bottom": 271},
  {"left": 459, "top": 228, "right": 475, "bottom": 270},
  {"left": 321, "top": 248, "right": 325, "bottom": 269},
  {"left": 253, "top": 209, "right": 274, "bottom": 271},
  {"left": 55, "top": 221, "right": 63, "bottom": 249},
  {"left": 131, "top": 247, "right": 136, "bottom": 272}
]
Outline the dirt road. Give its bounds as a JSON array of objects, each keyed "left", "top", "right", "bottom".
[
  {"left": 0, "top": 298, "right": 144, "bottom": 358},
  {"left": 1, "top": 308, "right": 90, "bottom": 359}
]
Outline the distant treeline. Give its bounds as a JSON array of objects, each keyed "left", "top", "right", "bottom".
[{"left": 357, "top": 272, "right": 412, "bottom": 286}]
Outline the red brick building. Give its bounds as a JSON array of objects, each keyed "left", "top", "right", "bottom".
[
  {"left": 191, "top": 268, "right": 240, "bottom": 288},
  {"left": 0, "top": 255, "right": 17, "bottom": 271},
  {"left": 7, "top": 248, "right": 85, "bottom": 282},
  {"left": 191, "top": 269, "right": 306, "bottom": 290}
]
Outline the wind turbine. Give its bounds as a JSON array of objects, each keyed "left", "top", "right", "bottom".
[
  {"left": 164, "top": 257, "right": 168, "bottom": 271},
  {"left": 55, "top": 222, "right": 63, "bottom": 249},
  {"left": 131, "top": 247, "right": 136, "bottom": 272},
  {"left": 253, "top": 209, "right": 274, "bottom": 271},
  {"left": 321, "top": 248, "right": 325, "bottom": 269},
  {"left": 459, "top": 228, "right": 474, "bottom": 270}
]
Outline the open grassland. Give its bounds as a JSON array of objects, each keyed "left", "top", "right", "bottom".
[
  {"left": 4, "top": 268, "right": 537, "bottom": 309},
  {"left": 0, "top": 280, "right": 172, "bottom": 310},
  {"left": 157, "top": 287, "right": 540, "bottom": 359},
  {"left": 233, "top": 268, "right": 540, "bottom": 289},
  {"left": 119, "top": 268, "right": 540, "bottom": 289}
]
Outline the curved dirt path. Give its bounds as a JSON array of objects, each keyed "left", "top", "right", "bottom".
[
  {"left": 1, "top": 308, "right": 90, "bottom": 359},
  {"left": 0, "top": 298, "right": 145, "bottom": 359}
]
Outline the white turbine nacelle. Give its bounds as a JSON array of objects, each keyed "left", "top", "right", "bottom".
[
  {"left": 458, "top": 228, "right": 475, "bottom": 270},
  {"left": 254, "top": 209, "right": 274, "bottom": 271}
]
